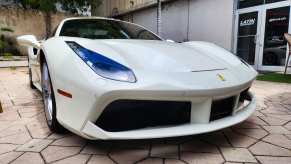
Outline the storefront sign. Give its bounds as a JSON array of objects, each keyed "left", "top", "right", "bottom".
[
  {"left": 240, "top": 18, "right": 256, "bottom": 26},
  {"left": 269, "top": 17, "right": 287, "bottom": 22}
]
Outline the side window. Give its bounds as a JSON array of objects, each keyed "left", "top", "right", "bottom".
[{"left": 136, "top": 30, "right": 158, "bottom": 40}]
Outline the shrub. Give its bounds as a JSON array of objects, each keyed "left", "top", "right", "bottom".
[
  {"left": 0, "top": 26, "right": 16, "bottom": 56},
  {"left": 0, "top": 27, "right": 14, "bottom": 33},
  {"left": 3, "top": 52, "right": 13, "bottom": 59}
]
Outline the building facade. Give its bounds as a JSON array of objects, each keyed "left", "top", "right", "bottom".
[
  {"left": 100, "top": 0, "right": 291, "bottom": 72},
  {"left": 235, "top": 0, "right": 291, "bottom": 72}
]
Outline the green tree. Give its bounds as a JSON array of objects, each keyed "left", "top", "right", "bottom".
[
  {"left": 0, "top": 27, "right": 14, "bottom": 55},
  {"left": 15, "top": 0, "right": 102, "bottom": 37},
  {"left": 90, "top": 0, "right": 103, "bottom": 16},
  {"left": 59, "top": 0, "right": 102, "bottom": 15}
]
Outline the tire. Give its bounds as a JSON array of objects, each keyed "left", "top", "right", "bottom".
[
  {"left": 29, "top": 68, "right": 36, "bottom": 89},
  {"left": 28, "top": 57, "right": 36, "bottom": 89},
  {"left": 41, "top": 60, "right": 66, "bottom": 133}
]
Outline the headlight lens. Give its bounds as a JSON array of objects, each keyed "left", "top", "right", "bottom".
[{"left": 66, "top": 41, "right": 136, "bottom": 83}]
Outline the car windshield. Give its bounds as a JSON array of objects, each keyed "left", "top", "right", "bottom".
[{"left": 59, "top": 19, "right": 161, "bottom": 40}]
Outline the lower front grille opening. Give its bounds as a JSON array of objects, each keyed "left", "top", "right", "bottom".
[
  {"left": 210, "top": 96, "right": 236, "bottom": 121},
  {"left": 95, "top": 100, "right": 191, "bottom": 132},
  {"left": 236, "top": 88, "right": 251, "bottom": 111},
  {"left": 239, "top": 88, "right": 251, "bottom": 103}
]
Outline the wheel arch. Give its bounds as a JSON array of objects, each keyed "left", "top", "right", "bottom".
[{"left": 39, "top": 49, "right": 46, "bottom": 66}]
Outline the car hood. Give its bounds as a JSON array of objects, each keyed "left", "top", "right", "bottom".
[{"left": 70, "top": 39, "right": 230, "bottom": 72}]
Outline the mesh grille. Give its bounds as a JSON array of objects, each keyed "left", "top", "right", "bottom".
[
  {"left": 96, "top": 100, "right": 191, "bottom": 132},
  {"left": 210, "top": 96, "right": 236, "bottom": 121}
]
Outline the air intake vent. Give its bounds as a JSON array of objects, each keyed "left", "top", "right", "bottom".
[
  {"left": 96, "top": 100, "right": 191, "bottom": 132},
  {"left": 210, "top": 96, "right": 236, "bottom": 121}
]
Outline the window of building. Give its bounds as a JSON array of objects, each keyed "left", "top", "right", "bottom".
[
  {"left": 238, "top": 0, "right": 264, "bottom": 9},
  {"left": 238, "top": 0, "right": 287, "bottom": 9},
  {"left": 265, "top": 0, "right": 287, "bottom": 4}
]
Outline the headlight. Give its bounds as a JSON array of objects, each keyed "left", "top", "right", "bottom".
[{"left": 66, "top": 41, "right": 136, "bottom": 83}]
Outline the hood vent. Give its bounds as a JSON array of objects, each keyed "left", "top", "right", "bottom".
[{"left": 191, "top": 68, "right": 227, "bottom": 72}]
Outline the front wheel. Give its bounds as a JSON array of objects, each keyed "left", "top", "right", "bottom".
[
  {"left": 28, "top": 57, "right": 36, "bottom": 89},
  {"left": 29, "top": 68, "right": 36, "bottom": 89},
  {"left": 41, "top": 60, "right": 66, "bottom": 133}
]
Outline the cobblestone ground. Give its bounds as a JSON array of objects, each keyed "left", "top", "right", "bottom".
[{"left": 0, "top": 67, "right": 291, "bottom": 164}]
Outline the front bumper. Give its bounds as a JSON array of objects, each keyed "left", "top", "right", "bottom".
[
  {"left": 80, "top": 92, "right": 256, "bottom": 140},
  {"left": 54, "top": 65, "right": 257, "bottom": 140}
]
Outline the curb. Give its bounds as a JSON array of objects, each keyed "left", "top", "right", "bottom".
[{"left": 0, "top": 60, "right": 28, "bottom": 68}]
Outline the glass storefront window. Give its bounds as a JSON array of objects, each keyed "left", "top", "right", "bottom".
[
  {"left": 238, "top": 0, "right": 264, "bottom": 9},
  {"left": 238, "top": 0, "right": 287, "bottom": 9},
  {"left": 265, "top": 0, "right": 287, "bottom": 4},
  {"left": 237, "top": 12, "right": 258, "bottom": 65},
  {"left": 263, "top": 6, "right": 290, "bottom": 66}
]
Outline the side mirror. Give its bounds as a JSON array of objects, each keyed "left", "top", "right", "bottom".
[
  {"left": 166, "top": 39, "right": 175, "bottom": 43},
  {"left": 17, "top": 35, "right": 41, "bottom": 49}
]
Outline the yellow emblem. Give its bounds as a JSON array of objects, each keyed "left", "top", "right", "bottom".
[{"left": 217, "top": 74, "right": 226, "bottom": 81}]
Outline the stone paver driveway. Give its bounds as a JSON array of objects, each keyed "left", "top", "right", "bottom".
[{"left": 0, "top": 67, "right": 291, "bottom": 164}]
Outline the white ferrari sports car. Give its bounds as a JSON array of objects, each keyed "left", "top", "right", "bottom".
[{"left": 17, "top": 17, "right": 257, "bottom": 140}]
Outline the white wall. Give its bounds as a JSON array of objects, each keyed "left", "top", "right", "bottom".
[
  {"left": 188, "top": 0, "right": 235, "bottom": 50},
  {"left": 161, "top": 0, "right": 189, "bottom": 42},
  {"left": 132, "top": 7, "right": 158, "bottom": 33},
  {"left": 123, "top": 0, "right": 235, "bottom": 50}
]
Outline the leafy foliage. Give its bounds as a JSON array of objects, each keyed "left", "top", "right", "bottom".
[
  {"left": 0, "top": 27, "right": 14, "bottom": 55},
  {"left": 0, "top": 27, "right": 14, "bottom": 32},
  {"left": 0, "top": 40, "right": 6, "bottom": 50},
  {"left": 3, "top": 52, "right": 13, "bottom": 59},
  {"left": 4, "top": 0, "right": 102, "bottom": 38},
  {"left": 13, "top": 0, "right": 102, "bottom": 14},
  {"left": 0, "top": 27, "right": 14, "bottom": 49}
]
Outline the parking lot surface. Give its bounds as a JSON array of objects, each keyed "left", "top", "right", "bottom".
[{"left": 0, "top": 67, "right": 291, "bottom": 164}]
